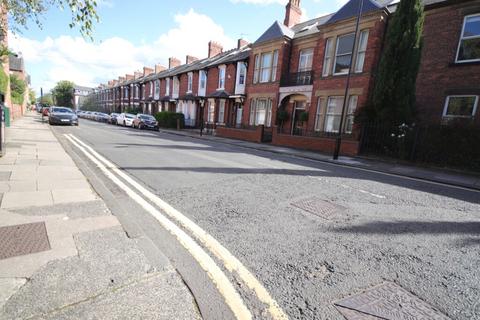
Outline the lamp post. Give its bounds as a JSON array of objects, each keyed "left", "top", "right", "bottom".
[{"left": 333, "top": 0, "right": 364, "bottom": 160}]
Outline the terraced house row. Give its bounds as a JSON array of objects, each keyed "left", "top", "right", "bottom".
[{"left": 88, "top": 0, "right": 480, "bottom": 156}]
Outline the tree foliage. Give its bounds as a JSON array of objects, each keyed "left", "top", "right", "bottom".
[
  {"left": 51, "top": 80, "right": 74, "bottom": 107},
  {"left": 40, "top": 92, "right": 52, "bottom": 106},
  {"left": 0, "top": 66, "right": 7, "bottom": 93},
  {"left": 1, "top": 0, "right": 99, "bottom": 39},
  {"left": 9, "top": 73, "right": 25, "bottom": 104},
  {"left": 28, "top": 87, "right": 34, "bottom": 103},
  {"left": 372, "top": 0, "right": 424, "bottom": 125}
]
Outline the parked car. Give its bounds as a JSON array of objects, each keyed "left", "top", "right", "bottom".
[
  {"left": 133, "top": 114, "right": 159, "bottom": 130},
  {"left": 95, "top": 112, "right": 110, "bottom": 123},
  {"left": 109, "top": 113, "right": 119, "bottom": 124},
  {"left": 48, "top": 106, "right": 79, "bottom": 126},
  {"left": 116, "top": 113, "right": 135, "bottom": 127}
]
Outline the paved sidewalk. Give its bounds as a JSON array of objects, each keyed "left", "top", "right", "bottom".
[
  {"left": 0, "top": 114, "right": 200, "bottom": 319},
  {"left": 159, "top": 127, "right": 480, "bottom": 190}
]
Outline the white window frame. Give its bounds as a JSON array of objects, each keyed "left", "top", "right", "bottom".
[
  {"left": 249, "top": 99, "right": 256, "bottom": 125},
  {"left": 218, "top": 99, "right": 226, "bottom": 124},
  {"left": 166, "top": 78, "right": 170, "bottom": 96},
  {"left": 272, "top": 50, "right": 279, "bottom": 82},
  {"left": 218, "top": 65, "right": 226, "bottom": 89},
  {"left": 455, "top": 14, "right": 480, "bottom": 63},
  {"left": 442, "top": 95, "right": 479, "bottom": 118},
  {"left": 253, "top": 54, "right": 260, "bottom": 84},
  {"left": 207, "top": 100, "right": 215, "bottom": 123},
  {"left": 154, "top": 80, "right": 160, "bottom": 99},
  {"left": 333, "top": 33, "right": 355, "bottom": 76},
  {"left": 199, "top": 70, "right": 207, "bottom": 90},
  {"left": 322, "top": 38, "right": 333, "bottom": 77},
  {"left": 345, "top": 95, "right": 358, "bottom": 133},
  {"left": 324, "top": 96, "right": 344, "bottom": 133},
  {"left": 355, "top": 30, "right": 369, "bottom": 73},
  {"left": 259, "top": 52, "right": 273, "bottom": 83},
  {"left": 314, "top": 98, "right": 324, "bottom": 131},
  {"left": 149, "top": 81, "right": 153, "bottom": 97},
  {"left": 238, "top": 62, "right": 246, "bottom": 85},
  {"left": 298, "top": 48, "right": 314, "bottom": 72},
  {"left": 187, "top": 72, "right": 193, "bottom": 92}
]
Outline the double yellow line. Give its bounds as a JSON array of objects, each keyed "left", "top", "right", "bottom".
[{"left": 64, "top": 134, "right": 288, "bottom": 320}]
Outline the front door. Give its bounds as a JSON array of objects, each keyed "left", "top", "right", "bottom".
[
  {"left": 291, "top": 101, "right": 306, "bottom": 135},
  {"left": 236, "top": 104, "right": 243, "bottom": 127}
]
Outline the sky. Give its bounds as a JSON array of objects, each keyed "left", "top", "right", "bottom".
[{"left": 9, "top": 0, "right": 349, "bottom": 94}]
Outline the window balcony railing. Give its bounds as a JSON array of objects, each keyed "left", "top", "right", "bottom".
[{"left": 280, "top": 70, "right": 314, "bottom": 87}]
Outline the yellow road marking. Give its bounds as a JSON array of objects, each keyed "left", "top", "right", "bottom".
[
  {"left": 64, "top": 134, "right": 252, "bottom": 320},
  {"left": 68, "top": 133, "right": 289, "bottom": 320}
]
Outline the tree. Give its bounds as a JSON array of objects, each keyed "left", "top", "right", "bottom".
[
  {"left": 9, "top": 73, "right": 25, "bottom": 104},
  {"left": 1, "top": 0, "right": 99, "bottom": 39},
  {"left": 372, "top": 0, "right": 424, "bottom": 125},
  {"left": 51, "top": 80, "right": 74, "bottom": 107},
  {"left": 28, "top": 88, "right": 34, "bottom": 104},
  {"left": 40, "top": 92, "right": 52, "bottom": 106}
]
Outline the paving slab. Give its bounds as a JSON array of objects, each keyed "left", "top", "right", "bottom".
[
  {"left": 51, "top": 188, "right": 96, "bottom": 204},
  {"left": 37, "top": 178, "right": 90, "bottom": 191},
  {"left": 1, "top": 191, "right": 53, "bottom": 209}
]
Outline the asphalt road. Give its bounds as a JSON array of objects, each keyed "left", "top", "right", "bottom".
[{"left": 53, "top": 119, "right": 480, "bottom": 320}]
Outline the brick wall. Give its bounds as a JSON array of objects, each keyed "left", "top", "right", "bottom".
[
  {"left": 272, "top": 129, "right": 359, "bottom": 156},
  {"left": 216, "top": 126, "right": 264, "bottom": 143},
  {"left": 206, "top": 67, "right": 219, "bottom": 95},
  {"left": 225, "top": 64, "right": 237, "bottom": 94},
  {"left": 416, "top": 2, "right": 480, "bottom": 125}
]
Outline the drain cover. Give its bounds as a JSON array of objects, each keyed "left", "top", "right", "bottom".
[
  {"left": 334, "top": 282, "right": 450, "bottom": 320},
  {"left": 0, "top": 222, "right": 51, "bottom": 260},
  {"left": 291, "top": 197, "right": 345, "bottom": 219}
]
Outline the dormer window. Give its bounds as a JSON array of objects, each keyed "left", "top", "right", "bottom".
[{"left": 456, "top": 14, "right": 480, "bottom": 63}]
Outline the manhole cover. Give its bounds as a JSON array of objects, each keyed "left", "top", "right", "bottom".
[
  {"left": 291, "top": 196, "right": 345, "bottom": 219},
  {"left": 0, "top": 222, "right": 51, "bottom": 260},
  {"left": 334, "top": 282, "right": 451, "bottom": 320}
]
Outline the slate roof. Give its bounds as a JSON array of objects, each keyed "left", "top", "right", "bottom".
[
  {"left": 291, "top": 14, "right": 334, "bottom": 39},
  {"left": 254, "top": 21, "right": 295, "bottom": 45},
  {"left": 207, "top": 90, "right": 231, "bottom": 99},
  {"left": 326, "top": 0, "right": 385, "bottom": 25}
]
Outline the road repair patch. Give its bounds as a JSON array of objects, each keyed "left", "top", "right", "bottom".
[
  {"left": 291, "top": 196, "right": 345, "bottom": 220},
  {"left": 334, "top": 282, "right": 451, "bottom": 320},
  {"left": 0, "top": 222, "right": 51, "bottom": 260}
]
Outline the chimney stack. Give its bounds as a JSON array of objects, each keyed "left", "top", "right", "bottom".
[
  {"left": 155, "top": 64, "right": 166, "bottom": 73},
  {"left": 237, "top": 39, "right": 249, "bottom": 49},
  {"left": 208, "top": 41, "right": 223, "bottom": 58},
  {"left": 125, "top": 74, "right": 134, "bottom": 81},
  {"left": 284, "top": 0, "right": 302, "bottom": 28},
  {"left": 143, "top": 66, "right": 154, "bottom": 76},
  {"left": 169, "top": 57, "right": 181, "bottom": 69},
  {"left": 134, "top": 71, "right": 143, "bottom": 79},
  {"left": 186, "top": 55, "right": 199, "bottom": 64},
  {"left": 118, "top": 76, "right": 126, "bottom": 83}
]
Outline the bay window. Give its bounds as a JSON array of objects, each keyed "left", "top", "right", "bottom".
[
  {"left": 323, "top": 96, "right": 357, "bottom": 133},
  {"left": 208, "top": 100, "right": 215, "bottom": 123},
  {"left": 249, "top": 98, "right": 272, "bottom": 126},
  {"left": 456, "top": 14, "right": 480, "bottom": 62},
  {"left": 334, "top": 33, "right": 355, "bottom": 75},
  {"left": 260, "top": 53, "right": 272, "bottom": 83},
  {"left": 322, "top": 38, "right": 333, "bottom": 77},
  {"left": 355, "top": 30, "right": 369, "bottom": 73},
  {"left": 218, "top": 100, "right": 226, "bottom": 123},
  {"left": 253, "top": 54, "right": 260, "bottom": 84}
]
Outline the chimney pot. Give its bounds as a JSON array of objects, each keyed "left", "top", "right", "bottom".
[
  {"left": 208, "top": 41, "right": 223, "bottom": 58},
  {"left": 237, "top": 39, "right": 249, "bottom": 49},
  {"left": 284, "top": 0, "right": 302, "bottom": 28},
  {"left": 155, "top": 64, "right": 166, "bottom": 73},
  {"left": 186, "top": 55, "right": 199, "bottom": 64},
  {"left": 168, "top": 57, "right": 181, "bottom": 69}
]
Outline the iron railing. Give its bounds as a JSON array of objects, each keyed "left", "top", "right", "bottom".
[{"left": 280, "top": 71, "right": 314, "bottom": 87}]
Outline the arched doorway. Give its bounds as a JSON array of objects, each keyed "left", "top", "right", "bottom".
[{"left": 278, "top": 93, "right": 310, "bottom": 135}]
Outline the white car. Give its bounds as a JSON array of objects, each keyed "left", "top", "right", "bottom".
[{"left": 116, "top": 113, "right": 135, "bottom": 127}]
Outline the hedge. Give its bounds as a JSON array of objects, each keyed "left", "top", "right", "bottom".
[{"left": 154, "top": 111, "right": 185, "bottom": 129}]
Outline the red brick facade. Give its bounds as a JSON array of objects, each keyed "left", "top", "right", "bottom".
[{"left": 416, "top": 1, "right": 480, "bottom": 125}]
